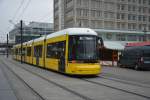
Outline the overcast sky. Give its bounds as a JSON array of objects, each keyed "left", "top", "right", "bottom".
[{"left": 0, "top": 0, "right": 53, "bottom": 42}]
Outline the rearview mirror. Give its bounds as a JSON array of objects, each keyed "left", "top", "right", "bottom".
[{"left": 97, "top": 37, "right": 103, "bottom": 47}]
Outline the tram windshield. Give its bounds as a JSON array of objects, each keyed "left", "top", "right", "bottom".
[{"left": 69, "top": 35, "right": 101, "bottom": 62}]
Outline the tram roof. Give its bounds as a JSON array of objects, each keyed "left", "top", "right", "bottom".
[
  {"left": 23, "top": 41, "right": 28, "bottom": 45},
  {"left": 33, "top": 28, "right": 97, "bottom": 42},
  {"left": 13, "top": 28, "right": 97, "bottom": 44},
  {"left": 13, "top": 44, "right": 21, "bottom": 47},
  {"left": 33, "top": 35, "right": 46, "bottom": 43},
  {"left": 46, "top": 28, "right": 97, "bottom": 39},
  {"left": 26, "top": 40, "right": 34, "bottom": 44}
]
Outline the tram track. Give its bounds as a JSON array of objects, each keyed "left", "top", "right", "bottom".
[
  {"left": 101, "top": 72, "right": 150, "bottom": 86},
  {"left": 100, "top": 73, "right": 150, "bottom": 88},
  {"left": 0, "top": 61, "right": 20, "bottom": 100},
  {"left": 4, "top": 59, "right": 94, "bottom": 100},
  {"left": 99, "top": 75, "right": 150, "bottom": 88},
  {"left": 79, "top": 78, "right": 150, "bottom": 100},
  {"left": 1, "top": 61, "right": 46, "bottom": 100},
  {"left": 6, "top": 58, "right": 150, "bottom": 100}
]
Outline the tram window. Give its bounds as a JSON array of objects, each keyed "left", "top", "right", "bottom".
[
  {"left": 27, "top": 47, "right": 31, "bottom": 56},
  {"left": 47, "top": 41, "right": 66, "bottom": 59},
  {"left": 68, "top": 35, "right": 100, "bottom": 62},
  {"left": 34, "top": 45, "right": 42, "bottom": 57},
  {"left": 57, "top": 41, "right": 65, "bottom": 57}
]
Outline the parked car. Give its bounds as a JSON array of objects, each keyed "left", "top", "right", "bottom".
[{"left": 118, "top": 46, "right": 150, "bottom": 70}]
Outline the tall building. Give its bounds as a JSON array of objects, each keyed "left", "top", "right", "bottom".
[
  {"left": 54, "top": 0, "right": 150, "bottom": 32},
  {"left": 54, "top": 0, "right": 65, "bottom": 31}
]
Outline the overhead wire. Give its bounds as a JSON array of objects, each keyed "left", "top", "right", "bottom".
[
  {"left": 16, "top": 0, "right": 31, "bottom": 21},
  {"left": 15, "top": 0, "right": 53, "bottom": 23},
  {"left": 9, "top": 0, "right": 53, "bottom": 33},
  {"left": 38, "top": 13, "right": 50, "bottom": 21},
  {"left": 7, "top": 0, "right": 25, "bottom": 34},
  {"left": 38, "top": 12, "right": 53, "bottom": 22},
  {"left": 38, "top": 7, "right": 53, "bottom": 22},
  {"left": 12, "top": 0, "right": 25, "bottom": 21},
  {"left": 37, "top": 1, "right": 53, "bottom": 22}
]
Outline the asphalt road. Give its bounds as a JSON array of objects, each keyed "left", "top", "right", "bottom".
[
  {"left": 102, "top": 66, "right": 150, "bottom": 85},
  {"left": 0, "top": 55, "right": 150, "bottom": 100}
]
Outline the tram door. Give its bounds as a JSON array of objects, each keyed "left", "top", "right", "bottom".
[
  {"left": 36, "top": 55, "right": 39, "bottom": 66},
  {"left": 35, "top": 45, "right": 42, "bottom": 66},
  {"left": 59, "top": 53, "right": 65, "bottom": 72},
  {"left": 22, "top": 48, "right": 26, "bottom": 62},
  {"left": 58, "top": 41, "right": 66, "bottom": 72}
]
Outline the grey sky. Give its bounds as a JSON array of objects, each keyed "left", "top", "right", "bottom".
[{"left": 0, "top": 0, "right": 53, "bottom": 42}]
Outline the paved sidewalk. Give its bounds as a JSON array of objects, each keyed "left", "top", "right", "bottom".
[{"left": 0, "top": 60, "right": 17, "bottom": 100}]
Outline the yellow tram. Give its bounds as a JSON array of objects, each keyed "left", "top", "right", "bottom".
[
  {"left": 13, "top": 44, "right": 21, "bottom": 61},
  {"left": 13, "top": 28, "right": 103, "bottom": 75}
]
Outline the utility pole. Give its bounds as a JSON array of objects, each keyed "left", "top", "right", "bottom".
[
  {"left": 20, "top": 20, "right": 23, "bottom": 63},
  {"left": 7, "top": 34, "right": 9, "bottom": 58}
]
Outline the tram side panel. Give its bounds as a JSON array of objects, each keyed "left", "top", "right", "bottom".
[
  {"left": 18, "top": 48, "right": 21, "bottom": 61},
  {"left": 26, "top": 41, "right": 34, "bottom": 65},
  {"left": 13, "top": 48, "right": 17, "bottom": 60},
  {"left": 32, "top": 41, "right": 45, "bottom": 68},
  {"left": 22, "top": 45, "right": 26, "bottom": 63},
  {"left": 45, "top": 35, "right": 67, "bottom": 72},
  {"left": 26, "top": 46, "right": 32, "bottom": 64}
]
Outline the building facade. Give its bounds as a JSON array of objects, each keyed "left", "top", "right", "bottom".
[
  {"left": 54, "top": 0, "right": 65, "bottom": 31},
  {"left": 94, "top": 29, "right": 150, "bottom": 44},
  {"left": 9, "top": 22, "right": 54, "bottom": 43},
  {"left": 54, "top": 0, "right": 150, "bottom": 32}
]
